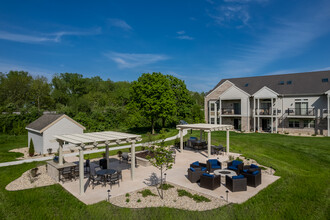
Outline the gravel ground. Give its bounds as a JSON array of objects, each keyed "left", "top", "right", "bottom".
[
  {"left": 110, "top": 182, "right": 228, "bottom": 211},
  {"left": 6, "top": 165, "right": 56, "bottom": 191}
]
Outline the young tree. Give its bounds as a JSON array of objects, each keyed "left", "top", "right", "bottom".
[
  {"left": 29, "top": 139, "right": 35, "bottom": 157},
  {"left": 147, "top": 131, "right": 174, "bottom": 199}
]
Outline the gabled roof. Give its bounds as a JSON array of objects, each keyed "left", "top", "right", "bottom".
[
  {"left": 207, "top": 70, "right": 330, "bottom": 96},
  {"left": 26, "top": 114, "right": 86, "bottom": 133}
]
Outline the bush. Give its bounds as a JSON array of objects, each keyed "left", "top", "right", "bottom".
[
  {"left": 177, "top": 189, "right": 210, "bottom": 203},
  {"left": 158, "top": 183, "right": 174, "bottom": 190},
  {"left": 29, "top": 139, "right": 35, "bottom": 157},
  {"left": 138, "top": 189, "right": 156, "bottom": 197}
]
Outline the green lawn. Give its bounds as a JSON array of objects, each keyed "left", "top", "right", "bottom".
[{"left": 0, "top": 132, "right": 329, "bottom": 219}]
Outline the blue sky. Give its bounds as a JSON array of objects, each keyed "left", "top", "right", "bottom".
[{"left": 0, "top": 0, "right": 330, "bottom": 92}]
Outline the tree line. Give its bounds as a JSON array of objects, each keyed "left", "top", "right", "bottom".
[{"left": 0, "top": 71, "right": 205, "bottom": 134}]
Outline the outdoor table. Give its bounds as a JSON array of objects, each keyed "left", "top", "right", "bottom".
[
  {"left": 96, "top": 169, "right": 117, "bottom": 176},
  {"left": 214, "top": 169, "right": 237, "bottom": 184}
]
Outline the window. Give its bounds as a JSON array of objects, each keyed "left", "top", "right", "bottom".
[
  {"left": 304, "top": 120, "right": 315, "bottom": 128},
  {"left": 210, "top": 103, "right": 215, "bottom": 111},
  {"left": 322, "top": 78, "right": 328, "bottom": 83},
  {"left": 210, "top": 118, "right": 215, "bottom": 124},
  {"left": 287, "top": 80, "right": 292, "bottom": 85},
  {"left": 289, "top": 120, "right": 300, "bottom": 128},
  {"left": 244, "top": 83, "right": 249, "bottom": 87},
  {"left": 279, "top": 81, "right": 284, "bottom": 85}
]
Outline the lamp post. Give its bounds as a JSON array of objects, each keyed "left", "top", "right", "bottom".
[
  {"left": 107, "top": 190, "right": 111, "bottom": 202},
  {"left": 164, "top": 173, "right": 167, "bottom": 183},
  {"left": 226, "top": 190, "right": 229, "bottom": 202}
]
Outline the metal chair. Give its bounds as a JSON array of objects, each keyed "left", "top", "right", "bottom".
[
  {"left": 59, "top": 167, "right": 72, "bottom": 183},
  {"left": 108, "top": 173, "right": 120, "bottom": 189}
]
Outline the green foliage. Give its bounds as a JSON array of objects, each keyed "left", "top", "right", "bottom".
[
  {"left": 177, "top": 189, "right": 210, "bottom": 203},
  {"left": 125, "top": 193, "right": 130, "bottom": 197},
  {"left": 29, "top": 139, "right": 35, "bottom": 157},
  {"left": 125, "top": 198, "right": 130, "bottom": 203},
  {"left": 138, "top": 189, "right": 156, "bottom": 197},
  {"left": 137, "top": 199, "right": 141, "bottom": 203},
  {"left": 158, "top": 183, "right": 174, "bottom": 190}
]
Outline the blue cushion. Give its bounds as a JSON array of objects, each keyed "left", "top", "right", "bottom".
[
  {"left": 189, "top": 167, "right": 195, "bottom": 172},
  {"left": 190, "top": 137, "right": 197, "bottom": 140},
  {"left": 208, "top": 159, "right": 218, "bottom": 166},
  {"left": 232, "top": 175, "right": 244, "bottom": 179},
  {"left": 203, "top": 173, "right": 214, "bottom": 178},
  {"left": 192, "top": 161, "right": 199, "bottom": 166},
  {"left": 243, "top": 169, "right": 248, "bottom": 173},
  {"left": 232, "top": 160, "right": 242, "bottom": 167},
  {"left": 228, "top": 165, "right": 238, "bottom": 170},
  {"left": 252, "top": 170, "right": 259, "bottom": 175},
  {"left": 250, "top": 164, "right": 259, "bottom": 169},
  {"left": 212, "top": 165, "right": 221, "bottom": 169},
  {"left": 201, "top": 167, "right": 207, "bottom": 171}
]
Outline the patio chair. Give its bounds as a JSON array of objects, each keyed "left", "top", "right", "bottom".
[
  {"left": 117, "top": 170, "right": 123, "bottom": 181},
  {"left": 59, "top": 167, "right": 72, "bottom": 183},
  {"left": 211, "top": 145, "right": 224, "bottom": 155},
  {"left": 121, "top": 152, "right": 131, "bottom": 163},
  {"left": 207, "top": 159, "right": 222, "bottom": 173},
  {"left": 99, "top": 158, "right": 107, "bottom": 169},
  {"left": 89, "top": 166, "right": 105, "bottom": 189},
  {"left": 200, "top": 173, "right": 221, "bottom": 190},
  {"left": 187, "top": 167, "right": 206, "bottom": 183},
  {"left": 227, "top": 160, "right": 244, "bottom": 174},
  {"left": 71, "top": 165, "right": 79, "bottom": 181},
  {"left": 190, "top": 161, "right": 207, "bottom": 170},
  {"left": 242, "top": 170, "right": 262, "bottom": 187},
  {"left": 108, "top": 173, "right": 120, "bottom": 189},
  {"left": 225, "top": 175, "right": 247, "bottom": 192},
  {"left": 84, "top": 159, "right": 90, "bottom": 174},
  {"left": 242, "top": 164, "right": 262, "bottom": 174}
]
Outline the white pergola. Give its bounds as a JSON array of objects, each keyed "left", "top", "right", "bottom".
[
  {"left": 54, "top": 131, "right": 141, "bottom": 195},
  {"left": 176, "top": 123, "right": 233, "bottom": 158}
]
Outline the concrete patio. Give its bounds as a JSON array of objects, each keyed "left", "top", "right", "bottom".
[{"left": 61, "top": 149, "right": 280, "bottom": 205}]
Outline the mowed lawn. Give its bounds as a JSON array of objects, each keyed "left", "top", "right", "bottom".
[{"left": 0, "top": 132, "right": 329, "bottom": 219}]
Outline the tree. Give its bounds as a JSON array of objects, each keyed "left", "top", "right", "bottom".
[
  {"left": 29, "top": 139, "right": 35, "bottom": 157},
  {"left": 130, "top": 73, "right": 176, "bottom": 134},
  {"left": 31, "top": 76, "right": 52, "bottom": 111},
  {"left": 147, "top": 130, "right": 174, "bottom": 199}
]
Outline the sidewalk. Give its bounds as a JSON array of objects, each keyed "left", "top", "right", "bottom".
[{"left": 0, "top": 129, "right": 188, "bottom": 167}]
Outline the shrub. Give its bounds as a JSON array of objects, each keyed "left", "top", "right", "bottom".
[
  {"left": 137, "top": 199, "right": 141, "bottom": 203},
  {"left": 29, "top": 139, "right": 35, "bottom": 157},
  {"left": 177, "top": 189, "right": 210, "bottom": 203},
  {"left": 125, "top": 198, "right": 130, "bottom": 203},
  {"left": 138, "top": 189, "right": 156, "bottom": 197},
  {"left": 158, "top": 183, "right": 174, "bottom": 190},
  {"left": 125, "top": 193, "right": 130, "bottom": 197}
]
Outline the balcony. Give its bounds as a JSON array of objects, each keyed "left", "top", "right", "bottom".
[
  {"left": 287, "top": 108, "right": 315, "bottom": 116},
  {"left": 221, "top": 108, "right": 241, "bottom": 115}
]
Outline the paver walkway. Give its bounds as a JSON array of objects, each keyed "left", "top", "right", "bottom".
[{"left": 0, "top": 130, "right": 188, "bottom": 167}]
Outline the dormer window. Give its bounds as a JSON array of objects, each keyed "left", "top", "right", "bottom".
[
  {"left": 322, "top": 78, "right": 328, "bottom": 83},
  {"left": 244, "top": 83, "right": 249, "bottom": 87},
  {"left": 279, "top": 81, "right": 284, "bottom": 85},
  {"left": 287, "top": 80, "right": 292, "bottom": 85}
]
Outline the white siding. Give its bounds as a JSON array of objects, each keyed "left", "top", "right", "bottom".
[
  {"left": 42, "top": 117, "right": 84, "bottom": 154},
  {"left": 28, "top": 131, "right": 43, "bottom": 154}
]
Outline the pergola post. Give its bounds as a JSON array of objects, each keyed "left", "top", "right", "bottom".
[
  {"left": 206, "top": 130, "right": 211, "bottom": 158},
  {"left": 200, "top": 130, "right": 203, "bottom": 141},
  {"left": 105, "top": 141, "right": 110, "bottom": 169},
  {"left": 226, "top": 128, "right": 230, "bottom": 155},
  {"left": 58, "top": 141, "right": 63, "bottom": 165},
  {"left": 131, "top": 140, "right": 136, "bottom": 180},
  {"left": 79, "top": 145, "right": 84, "bottom": 195},
  {"left": 180, "top": 128, "right": 183, "bottom": 153}
]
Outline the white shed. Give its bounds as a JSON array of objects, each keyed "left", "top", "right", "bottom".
[{"left": 26, "top": 114, "right": 86, "bottom": 154}]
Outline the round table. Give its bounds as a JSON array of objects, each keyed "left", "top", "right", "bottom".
[
  {"left": 96, "top": 169, "right": 117, "bottom": 176},
  {"left": 214, "top": 169, "right": 237, "bottom": 177}
]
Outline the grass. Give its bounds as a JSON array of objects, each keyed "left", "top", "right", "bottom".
[
  {"left": 138, "top": 189, "right": 157, "bottom": 198},
  {"left": 0, "top": 131, "right": 329, "bottom": 219},
  {"left": 0, "top": 134, "right": 26, "bottom": 162},
  {"left": 177, "top": 189, "right": 211, "bottom": 203}
]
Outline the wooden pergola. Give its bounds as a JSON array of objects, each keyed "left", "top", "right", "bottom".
[
  {"left": 54, "top": 131, "right": 141, "bottom": 195},
  {"left": 176, "top": 123, "right": 233, "bottom": 158}
]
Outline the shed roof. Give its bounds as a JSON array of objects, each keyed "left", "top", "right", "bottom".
[
  {"left": 26, "top": 114, "right": 86, "bottom": 133},
  {"left": 208, "top": 70, "right": 330, "bottom": 96}
]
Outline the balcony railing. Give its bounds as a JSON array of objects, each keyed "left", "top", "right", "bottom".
[
  {"left": 255, "top": 108, "right": 278, "bottom": 115},
  {"left": 221, "top": 108, "right": 241, "bottom": 115},
  {"left": 287, "top": 108, "right": 315, "bottom": 116}
]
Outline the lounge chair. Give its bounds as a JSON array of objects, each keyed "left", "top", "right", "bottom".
[
  {"left": 227, "top": 160, "right": 244, "bottom": 174},
  {"left": 187, "top": 167, "right": 206, "bottom": 183},
  {"left": 242, "top": 170, "right": 261, "bottom": 187},
  {"left": 225, "top": 175, "right": 247, "bottom": 192},
  {"left": 207, "top": 159, "right": 222, "bottom": 173},
  {"left": 200, "top": 173, "right": 221, "bottom": 190},
  {"left": 190, "top": 161, "right": 207, "bottom": 169}
]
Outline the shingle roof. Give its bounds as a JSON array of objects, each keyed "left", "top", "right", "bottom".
[
  {"left": 208, "top": 70, "right": 330, "bottom": 96},
  {"left": 26, "top": 114, "right": 65, "bottom": 132}
]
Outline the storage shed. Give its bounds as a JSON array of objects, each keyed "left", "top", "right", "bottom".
[{"left": 25, "top": 114, "right": 86, "bottom": 154}]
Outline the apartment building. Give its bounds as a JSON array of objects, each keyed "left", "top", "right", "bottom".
[{"left": 205, "top": 70, "right": 330, "bottom": 136}]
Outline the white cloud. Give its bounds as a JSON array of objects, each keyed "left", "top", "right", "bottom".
[
  {"left": 208, "top": 5, "right": 250, "bottom": 27},
  {"left": 108, "top": 18, "right": 132, "bottom": 31},
  {"left": 223, "top": 0, "right": 268, "bottom": 3},
  {"left": 105, "top": 52, "right": 169, "bottom": 68},
  {"left": 177, "top": 30, "right": 186, "bottom": 35},
  {"left": 176, "top": 30, "right": 194, "bottom": 40},
  {"left": 0, "top": 28, "right": 101, "bottom": 44}
]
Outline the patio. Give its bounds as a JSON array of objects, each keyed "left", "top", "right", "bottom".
[{"left": 61, "top": 149, "right": 280, "bottom": 205}]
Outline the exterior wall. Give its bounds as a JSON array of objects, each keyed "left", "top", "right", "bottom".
[
  {"left": 205, "top": 81, "right": 233, "bottom": 122},
  {"left": 28, "top": 131, "right": 43, "bottom": 154},
  {"left": 42, "top": 117, "right": 84, "bottom": 154},
  {"left": 241, "top": 116, "right": 249, "bottom": 131}
]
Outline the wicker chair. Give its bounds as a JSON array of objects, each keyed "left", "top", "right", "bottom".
[
  {"left": 225, "top": 175, "right": 247, "bottom": 192},
  {"left": 190, "top": 161, "right": 207, "bottom": 169},
  {"left": 242, "top": 171, "right": 261, "bottom": 187},
  {"left": 227, "top": 160, "right": 244, "bottom": 174},
  {"left": 187, "top": 167, "right": 206, "bottom": 183},
  {"left": 207, "top": 159, "right": 222, "bottom": 173},
  {"left": 200, "top": 173, "right": 221, "bottom": 190}
]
